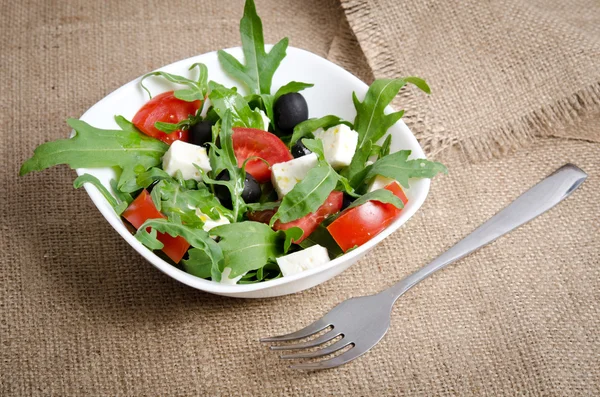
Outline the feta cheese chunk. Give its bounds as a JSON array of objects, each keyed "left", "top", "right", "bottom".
[
  {"left": 276, "top": 245, "right": 331, "bottom": 277},
  {"left": 220, "top": 267, "right": 244, "bottom": 285},
  {"left": 258, "top": 109, "right": 271, "bottom": 131},
  {"left": 162, "top": 140, "right": 211, "bottom": 181},
  {"left": 271, "top": 153, "right": 318, "bottom": 198},
  {"left": 368, "top": 175, "right": 397, "bottom": 192},
  {"left": 195, "top": 209, "right": 230, "bottom": 232},
  {"left": 313, "top": 124, "right": 359, "bottom": 169}
]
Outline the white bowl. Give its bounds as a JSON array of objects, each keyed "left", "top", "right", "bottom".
[{"left": 75, "top": 46, "right": 430, "bottom": 298}]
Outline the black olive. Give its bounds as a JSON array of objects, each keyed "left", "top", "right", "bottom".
[
  {"left": 291, "top": 139, "right": 312, "bottom": 158},
  {"left": 273, "top": 93, "right": 308, "bottom": 134},
  {"left": 188, "top": 120, "right": 213, "bottom": 147},
  {"left": 214, "top": 170, "right": 261, "bottom": 209},
  {"left": 341, "top": 193, "right": 356, "bottom": 210}
]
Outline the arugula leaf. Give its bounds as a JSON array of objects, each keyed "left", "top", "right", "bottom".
[
  {"left": 110, "top": 179, "right": 133, "bottom": 205},
  {"left": 340, "top": 140, "right": 372, "bottom": 181},
  {"left": 20, "top": 116, "right": 168, "bottom": 193},
  {"left": 289, "top": 115, "right": 351, "bottom": 147},
  {"left": 217, "top": 0, "right": 288, "bottom": 95},
  {"left": 151, "top": 178, "right": 231, "bottom": 227},
  {"left": 202, "top": 111, "right": 247, "bottom": 221},
  {"left": 182, "top": 248, "right": 213, "bottom": 279},
  {"left": 346, "top": 77, "right": 431, "bottom": 185},
  {"left": 353, "top": 79, "right": 407, "bottom": 149},
  {"left": 353, "top": 150, "right": 447, "bottom": 189},
  {"left": 208, "top": 81, "right": 264, "bottom": 129},
  {"left": 379, "top": 134, "right": 392, "bottom": 158},
  {"left": 299, "top": 224, "right": 343, "bottom": 258},
  {"left": 274, "top": 81, "right": 314, "bottom": 101},
  {"left": 141, "top": 63, "right": 209, "bottom": 102},
  {"left": 270, "top": 162, "right": 339, "bottom": 225},
  {"left": 73, "top": 174, "right": 128, "bottom": 214},
  {"left": 211, "top": 221, "right": 283, "bottom": 278},
  {"left": 281, "top": 227, "right": 304, "bottom": 253},
  {"left": 344, "top": 189, "right": 404, "bottom": 211},
  {"left": 136, "top": 167, "right": 171, "bottom": 188},
  {"left": 403, "top": 76, "right": 431, "bottom": 94},
  {"left": 136, "top": 218, "right": 224, "bottom": 276}
]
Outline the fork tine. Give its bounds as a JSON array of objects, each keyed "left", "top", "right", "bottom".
[
  {"left": 259, "top": 319, "right": 331, "bottom": 343},
  {"left": 289, "top": 345, "right": 363, "bottom": 370},
  {"left": 269, "top": 330, "right": 341, "bottom": 351},
  {"left": 279, "top": 339, "right": 352, "bottom": 360}
]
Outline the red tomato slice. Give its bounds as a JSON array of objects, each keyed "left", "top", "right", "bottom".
[
  {"left": 327, "top": 182, "right": 408, "bottom": 252},
  {"left": 232, "top": 127, "right": 293, "bottom": 183},
  {"left": 122, "top": 189, "right": 190, "bottom": 263},
  {"left": 247, "top": 191, "right": 343, "bottom": 243},
  {"left": 132, "top": 91, "right": 201, "bottom": 145}
]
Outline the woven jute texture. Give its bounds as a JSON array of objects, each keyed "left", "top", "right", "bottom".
[
  {"left": 341, "top": 0, "right": 600, "bottom": 160},
  {"left": 2, "top": 0, "right": 599, "bottom": 395}
]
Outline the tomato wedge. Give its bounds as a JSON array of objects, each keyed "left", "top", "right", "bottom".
[
  {"left": 327, "top": 182, "right": 408, "bottom": 252},
  {"left": 232, "top": 127, "right": 293, "bottom": 183},
  {"left": 122, "top": 189, "right": 190, "bottom": 263},
  {"left": 248, "top": 191, "right": 343, "bottom": 243},
  {"left": 132, "top": 91, "right": 201, "bottom": 144}
]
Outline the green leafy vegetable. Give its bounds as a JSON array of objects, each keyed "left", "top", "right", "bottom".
[
  {"left": 274, "top": 81, "right": 314, "bottom": 101},
  {"left": 379, "top": 134, "right": 392, "bottom": 158},
  {"left": 289, "top": 115, "right": 350, "bottom": 147},
  {"left": 270, "top": 162, "right": 339, "bottom": 225},
  {"left": 20, "top": 116, "right": 168, "bottom": 193},
  {"left": 150, "top": 178, "right": 231, "bottom": 227},
  {"left": 281, "top": 227, "right": 303, "bottom": 253},
  {"left": 211, "top": 221, "right": 284, "bottom": 278},
  {"left": 136, "top": 218, "right": 224, "bottom": 277},
  {"left": 344, "top": 189, "right": 404, "bottom": 211},
  {"left": 208, "top": 81, "right": 264, "bottom": 129},
  {"left": 346, "top": 77, "right": 430, "bottom": 185},
  {"left": 352, "top": 150, "right": 447, "bottom": 189},
  {"left": 299, "top": 225, "right": 343, "bottom": 258},
  {"left": 141, "top": 63, "right": 209, "bottom": 102},
  {"left": 217, "top": 0, "right": 288, "bottom": 95},
  {"left": 202, "top": 111, "right": 247, "bottom": 222},
  {"left": 73, "top": 174, "right": 128, "bottom": 214},
  {"left": 136, "top": 167, "right": 171, "bottom": 189},
  {"left": 182, "top": 248, "right": 213, "bottom": 279},
  {"left": 110, "top": 179, "right": 133, "bottom": 205}
]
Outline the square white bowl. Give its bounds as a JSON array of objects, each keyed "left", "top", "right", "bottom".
[{"left": 76, "top": 46, "right": 430, "bottom": 298}]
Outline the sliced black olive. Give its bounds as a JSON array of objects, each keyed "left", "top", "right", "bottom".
[
  {"left": 214, "top": 170, "right": 261, "bottom": 209},
  {"left": 291, "top": 139, "right": 312, "bottom": 158},
  {"left": 189, "top": 120, "right": 213, "bottom": 147},
  {"left": 273, "top": 92, "right": 308, "bottom": 134},
  {"left": 341, "top": 193, "right": 356, "bottom": 210}
]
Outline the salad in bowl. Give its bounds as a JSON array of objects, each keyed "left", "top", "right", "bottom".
[{"left": 20, "top": 0, "right": 446, "bottom": 294}]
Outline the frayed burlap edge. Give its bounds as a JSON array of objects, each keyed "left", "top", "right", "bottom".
[{"left": 341, "top": 0, "right": 600, "bottom": 162}]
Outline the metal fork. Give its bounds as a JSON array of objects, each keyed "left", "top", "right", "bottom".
[{"left": 261, "top": 164, "right": 587, "bottom": 370}]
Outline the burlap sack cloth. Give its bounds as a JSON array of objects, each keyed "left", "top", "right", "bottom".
[{"left": 2, "top": 0, "right": 598, "bottom": 395}]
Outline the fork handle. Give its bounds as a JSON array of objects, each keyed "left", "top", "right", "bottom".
[{"left": 384, "top": 163, "right": 587, "bottom": 302}]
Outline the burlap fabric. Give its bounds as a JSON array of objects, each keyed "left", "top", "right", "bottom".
[
  {"left": 2, "top": 0, "right": 599, "bottom": 395},
  {"left": 341, "top": 0, "right": 600, "bottom": 160}
]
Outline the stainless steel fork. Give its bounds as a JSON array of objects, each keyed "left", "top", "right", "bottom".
[{"left": 260, "top": 164, "right": 587, "bottom": 370}]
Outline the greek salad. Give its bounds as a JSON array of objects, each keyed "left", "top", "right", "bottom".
[{"left": 20, "top": 0, "right": 447, "bottom": 285}]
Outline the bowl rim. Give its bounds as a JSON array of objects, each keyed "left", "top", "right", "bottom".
[{"left": 76, "top": 45, "right": 430, "bottom": 294}]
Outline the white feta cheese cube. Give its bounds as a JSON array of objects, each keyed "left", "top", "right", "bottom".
[
  {"left": 313, "top": 124, "right": 358, "bottom": 169},
  {"left": 195, "top": 209, "right": 230, "bottom": 232},
  {"left": 220, "top": 267, "right": 244, "bottom": 285},
  {"left": 271, "top": 153, "right": 318, "bottom": 198},
  {"left": 368, "top": 175, "right": 397, "bottom": 192},
  {"left": 162, "top": 140, "right": 211, "bottom": 181},
  {"left": 276, "top": 245, "right": 331, "bottom": 277},
  {"left": 258, "top": 109, "right": 271, "bottom": 131}
]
